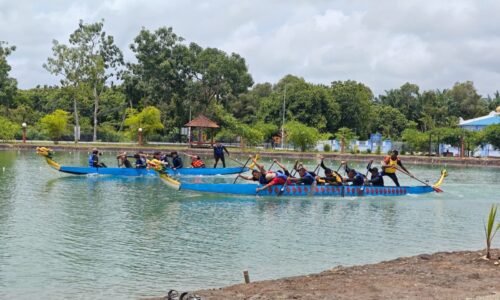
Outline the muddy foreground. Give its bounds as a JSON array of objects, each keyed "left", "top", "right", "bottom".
[{"left": 149, "top": 249, "right": 500, "bottom": 299}]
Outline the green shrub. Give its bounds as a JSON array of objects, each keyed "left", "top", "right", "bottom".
[
  {"left": 0, "top": 117, "right": 19, "bottom": 141},
  {"left": 323, "top": 144, "right": 331, "bottom": 152},
  {"left": 40, "top": 109, "right": 70, "bottom": 143}
]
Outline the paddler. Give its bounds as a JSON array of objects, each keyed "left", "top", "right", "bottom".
[
  {"left": 116, "top": 151, "right": 132, "bottom": 168},
  {"left": 316, "top": 157, "right": 343, "bottom": 185},
  {"left": 89, "top": 148, "right": 107, "bottom": 168},
  {"left": 288, "top": 167, "right": 315, "bottom": 185},
  {"left": 134, "top": 152, "right": 147, "bottom": 169},
  {"left": 165, "top": 151, "right": 183, "bottom": 170},
  {"left": 187, "top": 154, "right": 206, "bottom": 168},
  {"left": 368, "top": 167, "right": 384, "bottom": 186},
  {"left": 381, "top": 150, "right": 411, "bottom": 186},
  {"left": 341, "top": 162, "right": 365, "bottom": 186},
  {"left": 213, "top": 142, "right": 230, "bottom": 168}
]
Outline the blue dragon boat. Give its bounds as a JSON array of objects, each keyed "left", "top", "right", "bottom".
[
  {"left": 36, "top": 147, "right": 247, "bottom": 176},
  {"left": 156, "top": 169, "right": 447, "bottom": 197}
]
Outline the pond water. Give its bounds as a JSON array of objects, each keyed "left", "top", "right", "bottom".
[{"left": 0, "top": 150, "right": 499, "bottom": 299}]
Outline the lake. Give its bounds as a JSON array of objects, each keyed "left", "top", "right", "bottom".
[{"left": 0, "top": 150, "right": 499, "bottom": 299}]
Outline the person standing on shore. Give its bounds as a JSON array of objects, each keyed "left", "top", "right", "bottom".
[
  {"left": 213, "top": 142, "right": 230, "bottom": 168},
  {"left": 380, "top": 150, "right": 412, "bottom": 186}
]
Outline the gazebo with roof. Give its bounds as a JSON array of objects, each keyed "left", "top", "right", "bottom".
[{"left": 185, "top": 114, "right": 220, "bottom": 147}]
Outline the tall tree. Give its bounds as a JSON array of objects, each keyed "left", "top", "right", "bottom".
[
  {"left": 379, "top": 82, "right": 420, "bottom": 122},
  {"left": 446, "top": 81, "right": 488, "bottom": 120},
  {"left": 47, "top": 20, "right": 123, "bottom": 141},
  {"left": 259, "top": 75, "right": 340, "bottom": 133},
  {"left": 330, "top": 80, "right": 373, "bottom": 138},
  {"left": 0, "top": 41, "right": 17, "bottom": 110}
]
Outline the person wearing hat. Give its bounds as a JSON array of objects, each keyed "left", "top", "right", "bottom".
[
  {"left": 88, "top": 148, "right": 107, "bottom": 168},
  {"left": 368, "top": 167, "right": 384, "bottom": 186},
  {"left": 381, "top": 149, "right": 411, "bottom": 186}
]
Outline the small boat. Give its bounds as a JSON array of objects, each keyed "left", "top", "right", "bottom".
[
  {"left": 36, "top": 147, "right": 248, "bottom": 176},
  {"left": 156, "top": 169, "right": 447, "bottom": 197}
]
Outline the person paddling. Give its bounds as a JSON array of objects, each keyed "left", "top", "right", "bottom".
[
  {"left": 165, "top": 151, "right": 183, "bottom": 170},
  {"left": 381, "top": 150, "right": 411, "bottom": 187},
  {"left": 89, "top": 148, "right": 107, "bottom": 168},
  {"left": 134, "top": 152, "right": 147, "bottom": 169},
  {"left": 116, "top": 152, "right": 132, "bottom": 168},
  {"left": 187, "top": 154, "right": 206, "bottom": 168},
  {"left": 316, "top": 157, "right": 343, "bottom": 185},
  {"left": 342, "top": 161, "right": 365, "bottom": 186},
  {"left": 288, "top": 167, "right": 315, "bottom": 185},
  {"left": 368, "top": 167, "right": 384, "bottom": 186},
  {"left": 213, "top": 142, "right": 230, "bottom": 168}
]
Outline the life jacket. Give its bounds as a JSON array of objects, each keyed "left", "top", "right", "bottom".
[
  {"left": 136, "top": 157, "right": 147, "bottom": 168},
  {"left": 214, "top": 145, "right": 224, "bottom": 156},
  {"left": 173, "top": 157, "right": 183, "bottom": 168},
  {"left": 259, "top": 174, "right": 268, "bottom": 184},
  {"left": 88, "top": 154, "right": 94, "bottom": 167},
  {"left": 383, "top": 156, "right": 400, "bottom": 174},
  {"left": 301, "top": 172, "right": 315, "bottom": 185},
  {"left": 191, "top": 159, "right": 205, "bottom": 168},
  {"left": 352, "top": 172, "right": 365, "bottom": 186},
  {"left": 275, "top": 172, "right": 288, "bottom": 182}
]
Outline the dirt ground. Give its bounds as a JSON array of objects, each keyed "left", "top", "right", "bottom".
[{"left": 149, "top": 249, "right": 500, "bottom": 300}]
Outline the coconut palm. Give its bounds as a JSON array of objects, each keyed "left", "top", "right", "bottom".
[{"left": 484, "top": 204, "right": 500, "bottom": 259}]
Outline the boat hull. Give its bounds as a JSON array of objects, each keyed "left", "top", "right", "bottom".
[
  {"left": 57, "top": 166, "right": 248, "bottom": 176},
  {"left": 166, "top": 167, "right": 248, "bottom": 176},
  {"left": 59, "top": 166, "right": 155, "bottom": 176},
  {"left": 179, "top": 183, "right": 436, "bottom": 197}
]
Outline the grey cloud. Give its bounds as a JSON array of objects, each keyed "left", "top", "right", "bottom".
[{"left": 2, "top": 0, "right": 500, "bottom": 96}]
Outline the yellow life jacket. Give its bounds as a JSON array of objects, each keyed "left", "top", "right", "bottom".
[{"left": 383, "top": 156, "right": 399, "bottom": 174}]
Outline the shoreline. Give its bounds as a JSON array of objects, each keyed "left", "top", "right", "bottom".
[
  {"left": 3, "top": 142, "right": 500, "bottom": 168},
  {"left": 147, "top": 249, "right": 500, "bottom": 300}
]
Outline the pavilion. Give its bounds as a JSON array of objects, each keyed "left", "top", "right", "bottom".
[{"left": 185, "top": 114, "right": 219, "bottom": 147}]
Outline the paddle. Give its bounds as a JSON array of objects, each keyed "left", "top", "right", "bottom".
[
  {"left": 233, "top": 156, "right": 252, "bottom": 184},
  {"left": 360, "top": 160, "right": 374, "bottom": 192},
  {"left": 395, "top": 165, "right": 443, "bottom": 193},
  {"left": 268, "top": 161, "right": 276, "bottom": 171}
]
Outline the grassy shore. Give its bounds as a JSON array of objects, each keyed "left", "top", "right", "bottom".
[
  {"left": 146, "top": 249, "right": 500, "bottom": 300},
  {"left": 2, "top": 141, "right": 500, "bottom": 168}
]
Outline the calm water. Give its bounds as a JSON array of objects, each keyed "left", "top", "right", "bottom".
[{"left": 0, "top": 150, "right": 499, "bottom": 299}]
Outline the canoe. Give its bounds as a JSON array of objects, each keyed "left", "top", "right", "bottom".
[
  {"left": 157, "top": 169, "right": 447, "bottom": 197},
  {"left": 36, "top": 147, "right": 248, "bottom": 176}
]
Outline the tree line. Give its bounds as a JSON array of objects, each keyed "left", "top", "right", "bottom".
[{"left": 0, "top": 20, "right": 499, "bottom": 151}]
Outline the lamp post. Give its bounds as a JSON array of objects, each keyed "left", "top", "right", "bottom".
[
  {"left": 138, "top": 127, "right": 143, "bottom": 146},
  {"left": 22, "top": 122, "right": 27, "bottom": 143}
]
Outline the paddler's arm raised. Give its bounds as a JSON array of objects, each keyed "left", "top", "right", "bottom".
[{"left": 250, "top": 155, "right": 266, "bottom": 173}]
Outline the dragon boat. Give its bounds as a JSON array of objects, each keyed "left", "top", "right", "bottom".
[
  {"left": 155, "top": 168, "right": 447, "bottom": 197},
  {"left": 35, "top": 147, "right": 248, "bottom": 176}
]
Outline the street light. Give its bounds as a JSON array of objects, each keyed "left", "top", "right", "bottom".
[
  {"left": 138, "top": 127, "right": 143, "bottom": 145},
  {"left": 22, "top": 122, "right": 27, "bottom": 144}
]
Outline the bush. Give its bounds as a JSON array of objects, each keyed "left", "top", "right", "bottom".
[
  {"left": 0, "top": 117, "right": 20, "bottom": 141},
  {"left": 40, "top": 109, "right": 70, "bottom": 143},
  {"left": 375, "top": 146, "right": 381, "bottom": 155},
  {"left": 366, "top": 148, "right": 372, "bottom": 154},
  {"left": 323, "top": 144, "right": 331, "bottom": 152}
]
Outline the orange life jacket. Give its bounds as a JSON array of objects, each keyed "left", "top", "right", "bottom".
[{"left": 191, "top": 159, "right": 205, "bottom": 168}]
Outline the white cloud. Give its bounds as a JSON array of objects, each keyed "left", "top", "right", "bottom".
[{"left": 2, "top": 0, "right": 500, "bottom": 96}]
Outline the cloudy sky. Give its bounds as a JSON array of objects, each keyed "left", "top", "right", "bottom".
[{"left": 1, "top": 0, "right": 500, "bottom": 96}]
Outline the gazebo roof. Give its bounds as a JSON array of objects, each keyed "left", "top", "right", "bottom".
[{"left": 185, "top": 114, "right": 219, "bottom": 128}]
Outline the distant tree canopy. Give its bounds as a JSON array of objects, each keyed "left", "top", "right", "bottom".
[
  {"left": 1, "top": 22, "right": 499, "bottom": 148},
  {"left": 0, "top": 41, "right": 17, "bottom": 110}
]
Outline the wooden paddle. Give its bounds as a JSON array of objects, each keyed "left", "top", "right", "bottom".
[
  {"left": 395, "top": 165, "right": 443, "bottom": 193},
  {"left": 360, "top": 160, "right": 374, "bottom": 192},
  {"left": 233, "top": 156, "right": 253, "bottom": 184}
]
